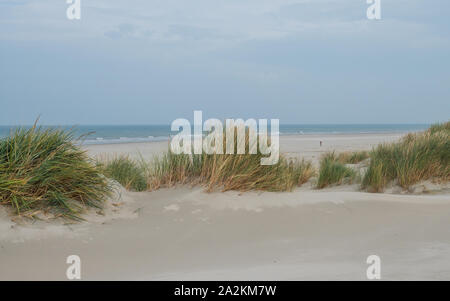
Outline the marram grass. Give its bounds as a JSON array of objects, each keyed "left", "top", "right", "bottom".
[
  {"left": 146, "top": 128, "right": 315, "bottom": 192},
  {"left": 0, "top": 125, "right": 111, "bottom": 219},
  {"left": 97, "top": 155, "right": 147, "bottom": 192},
  {"left": 362, "top": 121, "right": 450, "bottom": 192},
  {"left": 100, "top": 129, "right": 316, "bottom": 193},
  {"left": 4, "top": 121, "right": 447, "bottom": 221},
  {"left": 336, "top": 150, "right": 369, "bottom": 164},
  {"left": 316, "top": 152, "right": 356, "bottom": 189},
  {"left": 146, "top": 151, "right": 315, "bottom": 192}
]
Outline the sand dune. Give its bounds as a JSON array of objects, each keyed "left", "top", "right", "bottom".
[{"left": 1, "top": 133, "right": 449, "bottom": 280}]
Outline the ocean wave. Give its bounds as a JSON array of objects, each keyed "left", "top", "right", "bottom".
[{"left": 76, "top": 136, "right": 170, "bottom": 145}]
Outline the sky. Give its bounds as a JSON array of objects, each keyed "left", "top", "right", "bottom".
[{"left": 0, "top": 0, "right": 449, "bottom": 125}]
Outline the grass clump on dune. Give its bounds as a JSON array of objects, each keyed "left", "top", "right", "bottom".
[
  {"left": 362, "top": 121, "right": 450, "bottom": 192},
  {"left": 336, "top": 150, "right": 369, "bottom": 164},
  {"left": 316, "top": 152, "right": 356, "bottom": 189},
  {"left": 428, "top": 121, "right": 450, "bottom": 135},
  {"left": 196, "top": 154, "right": 314, "bottom": 192},
  {"left": 0, "top": 125, "right": 111, "bottom": 219},
  {"left": 146, "top": 151, "right": 315, "bottom": 192},
  {"left": 147, "top": 152, "right": 193, "bottom": 189},
  {"left": 98, "top": 130, "right": 315, "bottom": 193},
  {"left": 145, "top": 129, "right": 315, "bottom": 192},
  {"left": 98, "top": 156, "right": 148, "bottom": 192}
]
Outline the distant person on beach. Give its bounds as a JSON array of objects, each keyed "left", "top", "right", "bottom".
[{"left": 320, "top": 140, "right": 323, "bottom": 147}]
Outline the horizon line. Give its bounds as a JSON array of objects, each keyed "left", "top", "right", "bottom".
[{"left": 0, "top": 122, "right": 435, "bottom": 127}]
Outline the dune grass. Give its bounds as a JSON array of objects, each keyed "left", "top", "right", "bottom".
[
  {"left": 428, "top": 121, "right": 450, "bottom": 134},
  {"left": 146, "top": 128, "right": 315, "bottom": 192},
  {"left": 97, "top": 156, "right": 147, "bottom": 192},
  {"left": 0, "top": 125, "right": 111, "bottom": 219},
  {"left": 336, "top": 150, "right": 369, "bottom": 164},
  {"left": 316, "top": 152, "right": 356, "bottom": 189},
  {"left": 146, "top": 151, "right": 315, "bottom": 192},
  {"left": 100, "top": 153, "right": 315, "bottom": 193},
  {"left": 100, "top": 129, "right": 315, "bottom": 192},
  {"left": 362, "top": 121, "right": 449, "bottom": 192},
  {"left": 4, "top": 120, "right": 446, "bottom": 220}
]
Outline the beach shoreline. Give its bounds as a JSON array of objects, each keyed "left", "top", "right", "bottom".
[{"left": 84, "top": 132, "right": 404, "bottom": 166}]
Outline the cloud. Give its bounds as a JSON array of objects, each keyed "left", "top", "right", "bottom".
[
  {"left": 104, "top": 23, "right": 136, "bottom": 39},
  {"left": 166, "top": 25, "right": 219, "bottom": 40},
  {"left": 1, "top": 0, "right": 449, "bottom": 124},
  {"left": 1, "top": 0, "right": 449, "bottom": 48}
]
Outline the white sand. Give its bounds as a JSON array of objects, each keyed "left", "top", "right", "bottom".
[{"left": 1, "top": 133, "right": 449, "bottom": 280}]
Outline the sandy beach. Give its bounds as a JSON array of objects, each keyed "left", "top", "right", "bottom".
[
  {"left": 86, "top": 133, "right": 404, "bottom": 166},
  {"left": 1, "top": 133, "right": 449, "bottom": 280}
]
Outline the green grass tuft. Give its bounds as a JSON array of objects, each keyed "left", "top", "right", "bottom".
[
  {"left": 145, "top": 151, "right": 315, "bottom": 192},
  {"left": 137, "top": 129, "right": 316, "bottom": 192},
  {"left": 98, "top": 156, "right": 148, "bottom": 192},
  {"left": 0, "top": 125, "right": 111, "bottom": 219},
  {"left": 362, "top": 121, "right": 449, "bottom": 192},
  {"left": 317, "top": 152, "right": 356, "bottom": 189}
]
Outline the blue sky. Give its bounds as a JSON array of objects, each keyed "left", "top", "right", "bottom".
[{"left": 0, "top": 0, "right": 449, "bottom": 125}]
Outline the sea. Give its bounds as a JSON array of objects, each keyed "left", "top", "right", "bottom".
[{"left": 0, "top": 124, "right": 430, "bottom": 145}]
